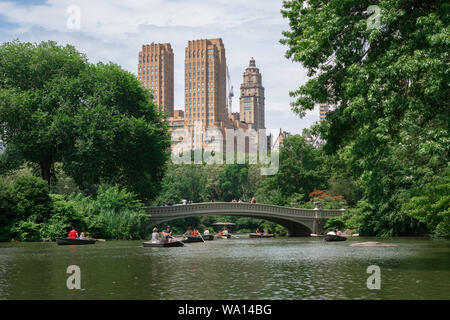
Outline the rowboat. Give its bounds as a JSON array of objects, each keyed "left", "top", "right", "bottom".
[
  {"left": 184, "top": 235, "right": 204, "bottom": 243},
  {"left": 324, "top": 234, "right": 347, "bottom": 242},
  {"left": 249, "top": 233, "right": 275, "bottom": 238},
  {"left": 142, "top": 240, "right": 184, "bottom": 247},
  {"left": 56, "top": 237, "right": 96, "bottom": 245},
  {"left": 217, "top": 234, "right": 231, "bottom": 239},
  {"left": 201, "top": 234, "right": 215, "bottom": 241}
]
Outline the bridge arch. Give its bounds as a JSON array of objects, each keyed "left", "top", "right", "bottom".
[{"left": 146, "top": 202, "right": 344, "bottom": 236}]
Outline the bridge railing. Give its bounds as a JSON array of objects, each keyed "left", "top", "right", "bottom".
[{"left": 146, "top": 202, "right": 344, "bottom": 219}]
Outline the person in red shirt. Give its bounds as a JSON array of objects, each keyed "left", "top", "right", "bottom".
[{"left": 68, "top": 228, "right": 78, "bottom": 239}]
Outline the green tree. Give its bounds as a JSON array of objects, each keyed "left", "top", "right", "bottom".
[
  {"left": 401, "top": 169, "right": 450, "bottom": 238},
  {"left": 11, "top": 175, "right": 53, "bottom": 223},
  {"left": 0, "top": 179, "right": 15, "bottom": 240},
  {"left": 0, "top": 40, "right": 170, "bottom": 201},
  {"left": 0, "top": 143, "right": 25, "bottom": 176},
  {"left": 281, "top": 1, "right": 449, "bottom": 235},
  {"left": 256, "top": 135, "right": 329, "bottom": 205},
  {"left": 154, "top": 163, "right": 210, "bottom": 204},
  {"left": 218, "top": 164, "right": 249, "bottom": 201}
]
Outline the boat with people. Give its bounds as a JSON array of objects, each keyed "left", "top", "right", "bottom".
[
  {"left": 324, "top": 234, "right": 347, "bottom": 241},
  {"left": 142, "top": 240, "right": 185, "bottom": 247},
  {"left": 249, "top": 233, "right": 276, "bottom": 238},
  {"left": 212, "top": 222, "right": 235, "bottom": 239},
  {"left": 184, "top": 235, "right": 204, "bottom": 243},
  {"left": 56, "top": 237, "right": 96, "bottom": 245},
  {"left": 324, "top": 229, "right": 347, "bottom": 242}
]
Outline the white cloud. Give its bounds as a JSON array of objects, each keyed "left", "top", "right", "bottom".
[{"left": 0, "top": 0, "right": 318, "bottom": 134}]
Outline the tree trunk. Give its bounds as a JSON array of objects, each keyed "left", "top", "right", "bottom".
[{"left": 40, "top": 159, "right": 52, "bottom": 186}]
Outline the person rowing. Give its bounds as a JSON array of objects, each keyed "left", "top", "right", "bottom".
[
  {"left": 68, "top": 227, "right": 78, "bottom": 239},
  {"left": 162, "top": 225, "right": 173, "bottom": 242},
  {"left": 184, "top": 226, "right": 193, "bottom": 236}
]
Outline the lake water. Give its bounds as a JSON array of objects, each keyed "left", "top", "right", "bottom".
[{"left": 0, "top": 236, "right": 449, "bottom": 300}]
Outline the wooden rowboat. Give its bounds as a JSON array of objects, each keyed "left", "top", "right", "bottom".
[
  {"left": 217, "top": 234, "right": 231, "bottom": 239},
  {"left": 324, "top": 234, "right": 347, "bottom": 242},
  {"left": 56, "top": 237, "right": 96, "bottom": 245},
  {"left": 142, "top": 241, "right": 184, "bottom": 247},
  {"left": 184, "top": 235, "right": 204, "bottom": 243},
  {"left": 249, "top": 233, "right": 276, "bottom": 238}
]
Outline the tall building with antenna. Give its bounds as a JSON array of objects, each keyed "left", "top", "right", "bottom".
[{"left": 239, "top": 57, "right": 265, "bottom": 130}]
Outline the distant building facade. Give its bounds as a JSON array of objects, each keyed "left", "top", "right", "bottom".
[
  {"left": 272, "top": 130, "right": 291, "bottom": 152},
  {"left": 140, "top": 39, "right": 271, "bottom": 158},
  {"left": 184, "top": 38, "right": 228, "bottom": 127},
  {"left": 319, "top": 103, "right": 333, "bottom": 122},
  {"left": 239, "top": 58, "right": 265, "bottom": 130},
  {"left": 138, "top": 43, "right": 174, "bottom": 116}
]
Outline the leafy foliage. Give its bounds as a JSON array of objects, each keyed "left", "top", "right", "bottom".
[
  {"left": 256, "top": 135, "right": 329, "bottom": 204},
  {"left": 0, "top": 40, "right": 170, "bottom": 201},
  {"left": 281, "top": 0, "right": 449, "bottom": 236}
]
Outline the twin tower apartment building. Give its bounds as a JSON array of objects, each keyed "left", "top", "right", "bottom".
[{"left": 137, "top": 38, "right": 269, "bottom": 155}]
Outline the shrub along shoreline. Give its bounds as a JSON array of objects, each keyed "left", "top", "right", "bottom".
[{"left": 0, "top": 175, "right": 149, "bottom": 241}]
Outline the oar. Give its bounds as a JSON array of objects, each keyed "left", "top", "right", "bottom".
[
  {"left": 197, "top": 232, "right": 207, "bottom": 245},
  {"left": 173, "top": 236, "right": 190, "bottom": 247},
  {"left": 87, "top": 238, "right": 106, "bottom": 242}
]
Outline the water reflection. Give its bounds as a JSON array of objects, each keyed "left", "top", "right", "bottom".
[{"left": 0, "top": 237, "right": 449, "bottom": 300}]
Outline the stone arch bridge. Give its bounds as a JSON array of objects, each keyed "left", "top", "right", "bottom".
[{"left": 147, "top": 202, "right": 345, "bottom": 236}]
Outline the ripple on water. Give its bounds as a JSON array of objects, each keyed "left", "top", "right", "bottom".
[{"left": 0, "top": 238, "right": 449, "bottom": 299}]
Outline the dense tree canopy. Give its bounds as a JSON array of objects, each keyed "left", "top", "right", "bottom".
[
  {"left": 281, "top": 0, "right": 449, "bottom": 235},
  {"left": 0, "top": 40, "right": 170, "bottom": 201},
  {"left": 256, "top": 135, "right": 329, "bottom": 205}
]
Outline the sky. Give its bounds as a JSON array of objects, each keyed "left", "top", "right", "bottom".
[{"left": 0, "top": 0, "right": 320, "bottom": 136}]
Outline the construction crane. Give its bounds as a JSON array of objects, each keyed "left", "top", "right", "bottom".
[{"left": 226, "top": 66, "right": 234, "bottom": 116}]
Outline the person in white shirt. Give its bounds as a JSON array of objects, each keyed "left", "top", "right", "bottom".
[{"left": 151, "top": 227, "right": 160, "bottom": 243}]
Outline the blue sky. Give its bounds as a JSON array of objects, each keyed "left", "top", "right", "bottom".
[{"left": 0, "top": 0, "right": 320, "bottom": 135}]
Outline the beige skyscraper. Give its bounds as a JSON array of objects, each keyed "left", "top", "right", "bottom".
[
  {"left": 184, "top": 38, "right": 228, "bottom": 128},
  {"left": 138, "top": 43, "right": 174, "bottom": 116},
  {"left": 239, "top": 58, "right": 265, "bottom": 130},
  {"left": 319, "top": 103, "right": 332, "bottom": 122}
]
